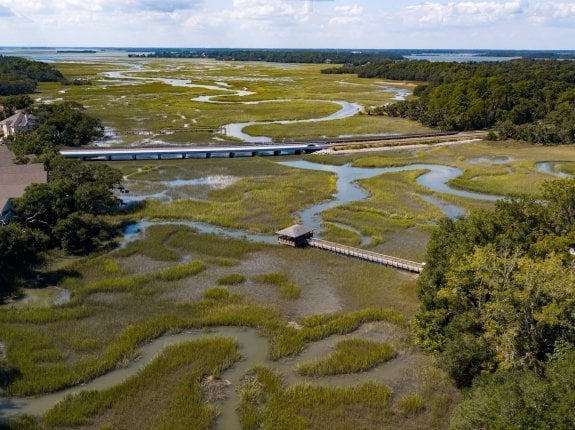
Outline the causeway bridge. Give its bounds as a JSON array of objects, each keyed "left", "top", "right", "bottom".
[{"left": 60, "top": 143, "right": 325, "bottom": 161}]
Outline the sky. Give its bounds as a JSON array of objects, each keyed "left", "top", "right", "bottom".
[{"left": 0, "top": 0, "right": 574, "bottom": 49}]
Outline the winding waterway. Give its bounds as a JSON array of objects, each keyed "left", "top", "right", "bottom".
[
  {"left": 98, "top": 65, "right": 396, "bottom": 143},
  {"left": 224, "top": 101, "right": 363, "bottom": 143},
  {"left": 0, "top": 322, "right": 412, "bottom": 430},
  {"left": 120, "top": 160, "right": 500, "bottom": 246},
  {"left": 278, "top": 160, "right": 500, "bottom": 233}
]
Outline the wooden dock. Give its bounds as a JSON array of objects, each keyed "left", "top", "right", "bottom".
[{"left": 307, "top": 238, "right": 424, "bottom": 273}]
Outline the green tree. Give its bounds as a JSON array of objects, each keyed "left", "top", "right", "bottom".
[
  {"left": 53, "top": 213, "right": 112, "bottom": 254},
  {"left": 0, "top": 224, "right": 47, "bottom": 300}
]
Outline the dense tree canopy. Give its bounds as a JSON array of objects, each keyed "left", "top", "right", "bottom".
[
  {"left": 411, "top": 178, "right": 575, "bottom": 426},
  {"left": 324, "top": 59, "right": 575, "bottom": 144},
  {"left": 0, "top": 95, "right": 34, "bottom": 120},
  {"left": 413, "top": 178, "right": 575, "bottom": 426},
  {"left": 131, "top": 49, "right": 402, "bottom": 64},
  {"left": 0, "top": 56, "right": 63, "bottom": 96},
  {"left": 450, "top": 350, "right": 575, "bottom": 430},
  {"left": 0, "top": 224, "right": 48, "bottom": 298}
]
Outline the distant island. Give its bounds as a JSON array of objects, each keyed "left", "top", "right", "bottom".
[{"left": 56, "top": 50, "right": 97, "bottom": 54}]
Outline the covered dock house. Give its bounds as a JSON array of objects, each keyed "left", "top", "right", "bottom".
[{"left": 276, "top": 225, "right": 314, "bottom": 247}]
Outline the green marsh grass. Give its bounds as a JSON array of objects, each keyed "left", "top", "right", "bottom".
[
  {"left": 43, "top": 338, "right": 240, "bottom": 428},
  {"left": 297, "top": 338, "right": 396, "bottom": 376},
  {"left": 244, "top": 114, "right": 430, "bottom": 141},
  {"left": 280, "top": 283, "right": 301, "bottom": 300},
  {"left": 216, "top": 273, "right": 246, "bottom": 285},
  {"left": 137, "top": 166, "right": 335, "bottom": 233},
  {"left": 39, "top": 60, "right": 414, "bottom": 143},
  {"left": 203, "top": 287, "right": 231, "bottom": 301},
  {"left": 253, "top": 272, "right": 301, "bottom": 300},
  {"left": 253, "top": 272, "right": 288, "bottom": 286},
  {"left": 239, "top": 365, "right": 392, "bottom": 430},
  {"left": 398, "top": 394, "right": 425, "bottom": 415},
  {"left": 320, "top": 222, "right": 362, "bottom": 246},
  {"left": 155, "top": 261, "right": 206, "bottom": 282},
  {"left": 114, "top": 224, "right": 182, "bottom": 261},
  {"left": 266, "top": 308, "right": 405, "bottom": 359}
]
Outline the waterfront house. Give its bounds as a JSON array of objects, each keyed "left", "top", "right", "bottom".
[{"left": 0, "top": 111, "right": 38, "bottom": 137}]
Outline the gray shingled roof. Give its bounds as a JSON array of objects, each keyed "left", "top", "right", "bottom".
[
  {"left": 0, "top": 111, "right": 37, "bottom": 127},
  {"left": 275, "top": 224, "right": 313, "bottom": 238}
]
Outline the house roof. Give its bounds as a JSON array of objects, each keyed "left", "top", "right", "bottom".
[
  {"left": 275, "top": 224, "right": 313, "bottom": 238},
  {"left": 0, "top": 111, "right": 37, "bottom": 128}
]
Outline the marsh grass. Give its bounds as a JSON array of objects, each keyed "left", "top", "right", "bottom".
[
  {"left": 244, "top": 115, "right": 430, "bottom": 141},
  {"left": 168, "top": 230, "right": 264, "bottom": 258},
  {"left": 155, "top": 261, "right": 206, "bottom": 282},
  {"left": 297, "top": 338, "right": 396, "bottom": 376},
  {"left": 398, "top": 394, "right": 425, "bottom": 416},
  {"left": 279, "top": 283, "right": 302, "bottom": 300},
  {"left": 138, "top": 166, "right": 334, "bottom": 233},
  {"left": 43, "top": 338, "right": 240, "bottom": 428},
  {"left": 266, "top": 308, "right": 405, "bottom": 359},
  {"left": 203, "top": 287, "right": 231, "bottom": 301},
  {"left": 252, "top": 272, "right": 301, "bottom": 300},
  {"left": 114, "top": 225, "right": 182, "bottom": 261},
  {"left": 39, "top": 60, "right": 411, "bottom": 144},
  {"left": 206, "top": 257, "right": 239, "bottom": 267},
  {"left": 320, "top": 222, "right": 362, "bottom": 246},
  {"left": 216, "top": 273, "right": 246, "bottom": 285},
  {"left": 252, "top": 272, "right": 288, "bottom": 286},
  {"left": 239, "top": 366, "right": 392, "bottom": 430}
]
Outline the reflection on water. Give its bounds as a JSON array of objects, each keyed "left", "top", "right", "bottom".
[
  {"left": 467, "top": 156, "right": 514, "bottom": 165},
  {"left": 535, "top": 162, "right": 573, "bottom": 178},
  {"left": 1, "top": 287, "right": 71, "bottom": 309}
]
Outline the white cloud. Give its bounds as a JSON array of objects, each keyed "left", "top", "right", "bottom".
[
  {"left": 531, "top": 2, "right": 575, "bottom": 24},
  {"left": 329, "top": 4, "right": 363, "bottom": 25},
  {"left": 230, "top": 0, "right": 311, "bottom": 23},
  {"left": 397, "top": 1, "right": 527, "bottom": 28}
]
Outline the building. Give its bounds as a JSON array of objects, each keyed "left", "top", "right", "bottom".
[
  {"left": 0, "top": 111, "right": 38, "bottom": 137},
  {"left": 0, "top": 145, "right": 47, "bottom": 224},
  {"left": 276, "top": 225, "right": 314, "bottom": 247}
]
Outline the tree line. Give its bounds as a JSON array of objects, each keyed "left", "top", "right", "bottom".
[
  {"left": 323, "top": 59, "right": 575, "bottom": 144},
  {"left": 414, "top": 178, "right": 575, "bottom": 428},
  {"left": 0, "top": 55, "right": 63, "bottom": 97},
  {"left": 130, "top": 49, "right": 402, "bottom": 65}
]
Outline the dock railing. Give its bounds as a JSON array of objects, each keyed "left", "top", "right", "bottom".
[{"left": 307, "top": 238, "right": 425, "bottom": 273}]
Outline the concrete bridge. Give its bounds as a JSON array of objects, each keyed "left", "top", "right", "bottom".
[{"left": 60, "top": 143, "right": 325, "bottom": 161}]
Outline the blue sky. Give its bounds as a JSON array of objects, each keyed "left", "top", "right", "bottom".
[{"left": 0, "top": 0, "right": 574, "bottom": 49}]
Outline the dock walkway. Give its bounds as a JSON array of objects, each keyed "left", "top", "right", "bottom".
[{"left": 307, "top": 238, "right": 424, "bottom": 273}]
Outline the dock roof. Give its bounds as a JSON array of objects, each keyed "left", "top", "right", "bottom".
[{"left": 275, "top": 225, "right": 313, "bottom": 238}]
